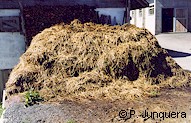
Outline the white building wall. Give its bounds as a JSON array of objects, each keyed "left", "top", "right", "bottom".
[
  {"left": 130, "top": 11, "right": 136, "bottom": 25},
  {"left": 144, "top": 6, "right": 155, "bottom": 34},
  {"left": 0, "top": 33, "right": 25, "bottom": 69},
  {"left": 130, "top": 0, "right": 156, "bottom": 35},
  {"left": 0, "top": 9, "right": 25, "bottom": 69},
  {"left": 134, "top": 9, "right": 144, "bottom": 28}
]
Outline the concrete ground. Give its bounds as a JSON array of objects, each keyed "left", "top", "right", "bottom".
[{"left": 156, "top": 33, "right": 191, "bottom": 71}]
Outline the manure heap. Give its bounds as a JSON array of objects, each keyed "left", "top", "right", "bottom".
[{"left": 6, "top": 20, "right": 191, "bottom": 102}]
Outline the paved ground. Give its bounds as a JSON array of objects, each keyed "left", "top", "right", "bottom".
[{"left": 156, "top": 33, "right": 191, "bottom": 71}]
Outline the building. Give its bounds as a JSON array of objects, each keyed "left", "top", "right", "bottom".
[
  {"left": 130, "top": 0, "right": 191, "bottom": 35},
  {"left": 0, "top": 0, "right": 148, "bottom": 101},
  {"left": 0, "top": 1, "right": 26, "bottom": 101}
]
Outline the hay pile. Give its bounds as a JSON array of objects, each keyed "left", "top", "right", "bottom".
[{"left": 6, "top": 20, "right": 191, "bottom": 102}]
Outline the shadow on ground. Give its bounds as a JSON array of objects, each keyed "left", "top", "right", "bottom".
[{"left": 165, "top": 49, "right": 191, "bottom": 58}]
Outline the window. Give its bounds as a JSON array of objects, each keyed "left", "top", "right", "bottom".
[
  {"left": 132, "top": 10, "right": 135, "bottom": 17},
  {"left": 0, "top": 16, "right": 20, "bottom": 32},
  {"left": 139, "top": 9, "right": 142, "bottom": 17},
  {"left": 130, "top": 10, "right": 135, "bottom": 19},
  {"left": 149, "top": 5, "right": 154, "bottom": 15}
]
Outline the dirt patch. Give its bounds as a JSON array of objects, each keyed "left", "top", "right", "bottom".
[
  {"left": 5, "top": 20, "right": 191, "bottom": 106},
  {"left": 3, "top": 88, "right": 191, "bottom": 123}
]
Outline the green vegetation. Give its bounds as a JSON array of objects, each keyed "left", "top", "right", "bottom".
[
  {"left": 67, "top": 119, "right": 76, "bottom": 123},
  {"left": 148, "top": 90, "right": 160, "bottom": 98},
  {"left": 24, "top": 90, "right": 43, "bottom": 107},
  {"left": 0, "top": 103, "right": 4, "bottom": 117}
]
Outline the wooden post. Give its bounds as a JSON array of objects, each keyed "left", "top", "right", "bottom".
[
  {"left": 18, "top": 0, "right": 27, "bottom": 50},
  {"left": 127, "top": 0, "right": 131, "bottom": 23},
  {"left": 123, "top": 0, "right": 131, "bottom": 24},
  {"left": 0, "top": 71, "right": 3, "bottom": 102},
  {"left": 2, "top": 90, "right": 5, "bottom": 108}
]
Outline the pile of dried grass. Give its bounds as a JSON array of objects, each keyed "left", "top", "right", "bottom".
[{"left": 6, "top": 20, "right": 191, "bottom": 102}]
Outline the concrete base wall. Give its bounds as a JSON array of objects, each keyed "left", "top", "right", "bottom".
[{"left": 0, "top": 32, "right": 25, "bottom": 69}]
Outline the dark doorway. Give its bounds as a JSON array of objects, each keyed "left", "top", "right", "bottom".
[{"left": 162, "top": 8, "right": 174, "bottom": 32}]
